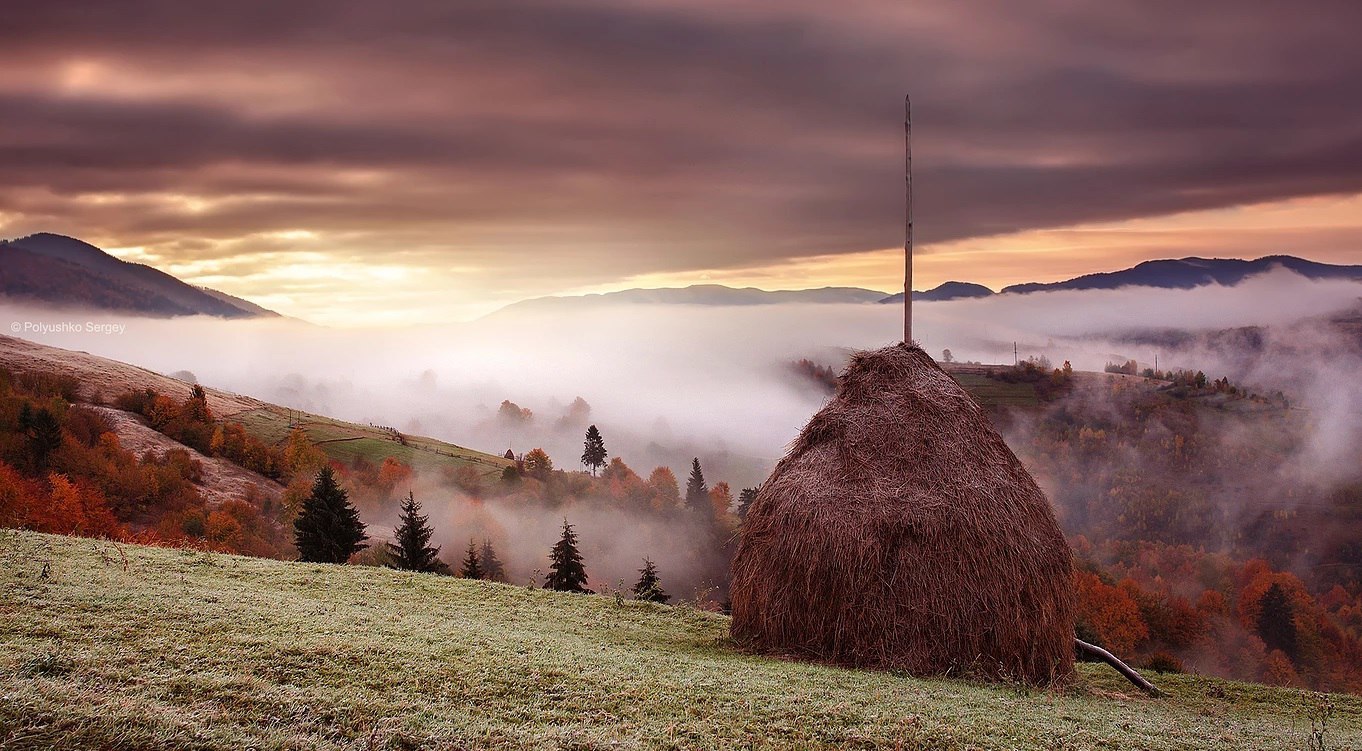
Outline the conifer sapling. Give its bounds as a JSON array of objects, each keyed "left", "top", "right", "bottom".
[
  {"left": 544, "top": 518, "right": 589, "bottom": 593},
  {"left": 386, "top": 491, "right": 448, "bottom": 573},
  {"left": 479, "top": 538, "right": 506, "bottom": 582},
  {"left": 460, "top": 539, "right": 484, "bottom": 579},
  {"left": 633, "top": 558, "right": 670, "bottom": 603}
]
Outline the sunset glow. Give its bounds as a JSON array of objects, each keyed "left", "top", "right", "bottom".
[{"left": 2, "top": 1, "right": 1360, "bottom": 325}]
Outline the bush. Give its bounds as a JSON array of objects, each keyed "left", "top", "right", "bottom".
[{"left": 1143, "top": 652, "right": 1184, "bottom": 674}]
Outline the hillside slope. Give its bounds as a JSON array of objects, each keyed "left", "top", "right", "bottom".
[
  {"left": 0, "top": 334, "right": 509, "bottom": 482},
  {"left": 2, "top": 531, "right": 1356, "bottom": 750},
  {"left": 87, "top": 405, "right": 284, "bottom": 508}
]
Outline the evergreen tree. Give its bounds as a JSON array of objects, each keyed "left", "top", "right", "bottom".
[
  {"left": 684, "top": 457, "right": 709, "bottom": 514},
  {"left": 736, "top": 485, "right": 760, "bottom": 519},
  {"left": 22, "top": 405, "right": 63, "bottom": 470},
  {"left": 581, "top": 424, "right": 608, "bottom": 476},
  {"left": 632, "top": 558, "right": 670, "bottom": 603},
  {"left": 1257, "top": 583, "right": 1298, "bottom": 659},
  {"left": 500, "top": 464, "right": 521, "bottom": 486},
  {"left": 459, "top": 539, "right": 483, "bottom": 579},
  {"left": 544, "top": 518, "right": 589, "bottom": 593},
  {"left": 293, "top": 466, "right": 368, "bottom": 563},
  {"left": 386, "top": 492, "right": 447, "bottom": 573},
  {"left": 479, "top": 538, "right": 506, "bottom": 582}
]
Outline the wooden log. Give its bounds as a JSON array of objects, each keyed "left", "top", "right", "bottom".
[{"left": 1075, "top": 639, "right": 1164, "bottom": 698}]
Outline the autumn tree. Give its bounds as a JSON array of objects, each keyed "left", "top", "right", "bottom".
[
  {"left": 293, "top": 466, "right": 368, "bottom": 563},
  {"left": 183, "top": 384, "right": 213, "bottom": 423},
  {"left": 524, "top": 448, "right": 553, "bottom": 480},
  {"left": 284, "top": 427, "right": 327, "bottom": 477},
  {"left": 1074, "top": 571, "right": 1149, "bottom": 656},
  {"left": 647, "top": 467, "right": 680, "bottom": 512},
  {"left": 708, "top": 482, "right": 735, "bottom": 524},
  {"left": 544, "top": 519, "right": 589, "bottom": 593},
  {"left": 581, "top": 424, "right": 607, "bottom": 476},
  {"left": 684, "top": 458, "right": 709, "bottom": 516},
  {"left": 556, "top": 396, "right": 591, "bottom": 431},
  {"left": 172, "top": 385, "right": 214, "bottom": 453},
  {"left": 633, "top": 558, "right": 670, "bottom": 603},
  {"left": 599, "top": 457, "right": 649, "bottom": 510},
  {"left": 42, "top": 473, "right": 122, "bottom": 538},
  {"left": 459, "top": 539, "right": 483, "bottom": 579},
  {"left": 386, "top": 492, "right": 447, "bottom": 573},
  {"left": 497, "top": 400, "right": 533, "bottom": 424},
  {"left": 1257, "top": 583, "right": 1298, "bottom": 660},
  {"left": 479, "top": 538, "right": 505, "bottom": 582},
  {"left": 376, "top": 457, "right": 413, "bottom": 498}
]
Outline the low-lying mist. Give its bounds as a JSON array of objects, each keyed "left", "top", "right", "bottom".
[{"left": 6, "top": 267, "right": 1362, "bottom": 588}]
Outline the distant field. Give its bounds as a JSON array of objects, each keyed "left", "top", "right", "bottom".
[
  {"left": 3, "top": 530, "right": 1357, "bottom": 750},
  {"left": 229, "top": 406, "right": 509, "bottom": 479},
  {"left": 947, "top": 371, "right": 1042, "bottom": 408}
]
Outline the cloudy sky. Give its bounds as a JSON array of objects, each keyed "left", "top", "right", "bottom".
[{"left": 3, "top": 0, "right": 1362, "bottom": 324}]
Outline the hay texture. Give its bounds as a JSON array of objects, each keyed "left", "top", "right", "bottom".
[{"left": 729, "top": 344, "right": 1075, "bottom": 684}]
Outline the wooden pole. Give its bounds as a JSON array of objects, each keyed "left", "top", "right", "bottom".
[
  {"left": 904, "top": 94, "right": 913, "bottom": 344},
  {"left": 1076, "top": 639, "right": 1164, "bottom": 697}
]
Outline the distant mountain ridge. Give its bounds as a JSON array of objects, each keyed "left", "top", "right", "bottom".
[
  {"left": 491, "top": 284, "right": 891, "bottom": 316},
  {"left": 0, "top": 233, "right": 277, "bottom": 318},
  {"left": 880, "top": 281, "right": 995, "bottom": 304},
  {"left": 496, "top": 255, "right": 1362, "bottom": 314},
  {"left": 1000, "top": 255, "right": 1362, "bottom": 294}
]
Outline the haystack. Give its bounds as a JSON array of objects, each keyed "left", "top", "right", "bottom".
[{"left": 730, "top": 343, "right": 1075, "bottom": 684}]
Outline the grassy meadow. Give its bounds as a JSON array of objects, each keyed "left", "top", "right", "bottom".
[
  {"left": 2, "top": 530, "right": 1358, "bottom": 751},
  {"left": 229, "top": 406, "right": 510, "bottom": 479}
]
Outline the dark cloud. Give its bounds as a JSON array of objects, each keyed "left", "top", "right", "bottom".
[{"left": 2, "top": 0, "right": 1361, "bottom": 288}]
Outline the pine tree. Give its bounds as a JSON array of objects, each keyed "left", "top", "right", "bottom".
[
  {"left": 1257, "top": 583, "right": 1298, "bottom": 659},
  {"left": 544, "top": 518, "right": 589, "bottom": 593},
  {"left": 293, "top": 466, "right": 368, "bottom": 563},
  {"left": 479, "top": 538, "right": 505, "bottom": 582},
  {"left": 684, "top": 457, "right": 709, "bottom": 515},
  {"left": 23, "top": 406, "right": 63, "bottom": 470},
  {"left": 581, "top": 424, "right": 608, "bottom": 476},
  {"left": 459, "top": 539, "right": 483, "bottom": 579},
  {"left": 736, "top": 485, "right": 760, "bottom": 518},
  {"left": 386, "top": 492, "right": 447, "bottom": 573},
  {"left": 632, "top": 558, "right": 670, "bottom": 603}
]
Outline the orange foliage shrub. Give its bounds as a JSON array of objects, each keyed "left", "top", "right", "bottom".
[{"left": 1075, "top": 571, "right": 1149, "bottom": 656}]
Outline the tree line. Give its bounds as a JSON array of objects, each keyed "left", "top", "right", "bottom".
[{"left": 294, "top": 445, "right": 673, "bottom": 604}]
